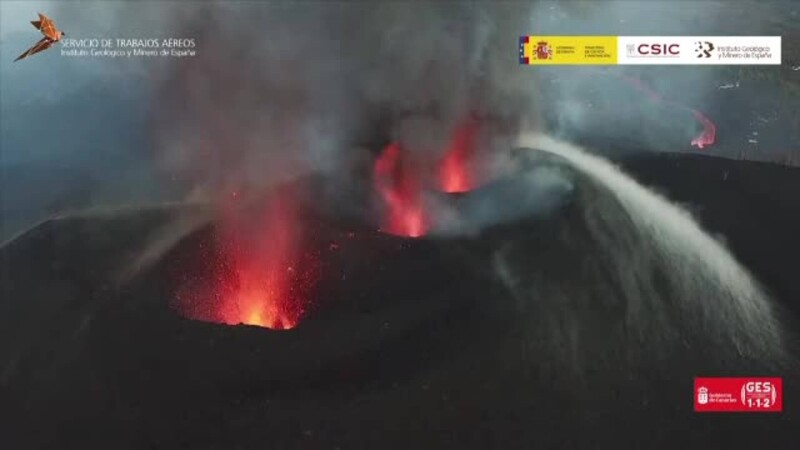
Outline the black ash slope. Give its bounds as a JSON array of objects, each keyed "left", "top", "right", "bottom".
[{"left": 1, "top": 153, "right": 799, "bottom": 449}]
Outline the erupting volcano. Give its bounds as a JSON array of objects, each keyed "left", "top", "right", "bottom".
[
  {"left": 439, "top": 116, "right": 481, "bottom": 193},
  {"left": 373, "top": 142, "right": 430, "bottom": 238},
  {"left": 174, "top": 194, "right": 319, "bottom": 330},
  {"left": 373, "top": 116, "right": 485, "bottom": 237}
]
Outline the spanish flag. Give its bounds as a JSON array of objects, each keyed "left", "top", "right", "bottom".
[{"left": 519, "top": 35, "right": 618, "bottom": 65}]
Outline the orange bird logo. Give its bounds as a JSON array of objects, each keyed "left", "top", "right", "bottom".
[{"left": 15, "top": 13, "right": 65, "bottom": 62}]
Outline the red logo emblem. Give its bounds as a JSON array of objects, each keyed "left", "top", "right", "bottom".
[
  {"left": 694, "top": 377, "right": 782, "bottom": 412},
  {"left": 535, "top": 41, "right": 553, "bottom": 60}
]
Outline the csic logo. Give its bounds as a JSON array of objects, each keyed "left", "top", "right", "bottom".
[
  {"left": 695, "top": 41, "right": 715, "bottom": 58},
  {"left": 535, "top": 41, "right": 553, "bottom": 60},
  {"left": 627, "top": 43, "right": 680, "bottom": 57}
]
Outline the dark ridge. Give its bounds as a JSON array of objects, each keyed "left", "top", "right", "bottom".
[
  {"left": 617, "top": 152, "right": 800, "bottom": 319},
  {"left": 1, "top": 153, "right": 798, "bottom": 449}
]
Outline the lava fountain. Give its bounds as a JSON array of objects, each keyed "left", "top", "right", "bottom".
[
  {"left": 175, "top": 192, "right": 319, "bottom": 330},
  {"left": 438, "top": 115, "right": 481, "bottom": 193},
  {"left": 220, "top": 197, "right": 308, "bottom": 329},
  {"left": 617, "top": 73, "right": 717, "bottom": 149},
  {"left": 373, "top": 116, "right": 488, "bottom": 237},
  {"left": 373, "top": 142, "right": 430, "bottom": 237},
  {"left": 690, "top": 109, "right": 717, "bottom": 149}
]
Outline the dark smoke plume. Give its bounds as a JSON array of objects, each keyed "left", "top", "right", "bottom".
[{"left": 150, "top": 3, "right": 537, "bottom": 202}]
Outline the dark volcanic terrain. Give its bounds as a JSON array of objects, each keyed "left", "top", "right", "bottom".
[{"left": 1, "top": 153, "right": 799, "bottom": 449}]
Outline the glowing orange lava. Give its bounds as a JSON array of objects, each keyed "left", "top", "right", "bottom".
[
  {"left": 174, "top": 193, "right": 317, "bottom": 330},
  {"left": 221, "top": 238, "right": 297, "bottom": 330},
  {"left": 373, "top": 142, "right": 430, "bottom": 237},
  {"left": 618, "top": 73, "right": 717, "bottom": 150},
  {"left": 220, "top": 196, "right": 315, "bottom": 329},
  {"left": 439, "top": 116, "right": 481, "bottom": 193},
  {"left": 690, "top": 109, "right": 716, "bottom": 149}
]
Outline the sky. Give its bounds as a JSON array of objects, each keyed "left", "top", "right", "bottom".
[
  {"left": 0, "top": 1, "right": 798, "bottom": 242},
  {"left": 0, "top": 1, "right": 170, "bottom": 241}
]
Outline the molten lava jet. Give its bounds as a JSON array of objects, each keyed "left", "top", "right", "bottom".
[
  {"left": 690, "top": 109, "right": 717, "bottom": 149},
  {"left": 373, "top": 142, "right": 429, "bottom": 237},
  {"left": 618, "top": 74, "right": 717, "bottom": 149},
  {"left": 439, "top": 116, "right": 481, "bottom": 193},
  {"left": 220, "top": 196, "right": 318, "bottom": 329},
  {"left": 175, "top": 193, "right": 318, "bottom": 330},
  {"left": 373, "top": 117, "right": 486, "bottom": 237}
]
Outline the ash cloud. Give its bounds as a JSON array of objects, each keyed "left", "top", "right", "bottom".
[
  {"left": 149, "top": 2, "right": 537, "bottom": 202},
  {"left": 2, "top": 1, "right": 798, "bottom": 243},
  {"left": 115, "top": 1, "right": 541, "bottom": 273},
  {"left": 145, "top": 0, "right": 798, "bottom": 225},
  {"left": 501, "top": 134, "right": 792, "bottom": 384}
]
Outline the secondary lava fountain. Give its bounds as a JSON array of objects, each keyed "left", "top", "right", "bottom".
[
  {"left": 439, "top": 116, "right": 481, "bottom": 193},
  {"left": 373, "top": 142, "right": 430, "bottom": 237},
  {"left": 690, "top": 110, "right": 717, "bottom": 149},
  {"left": 175, "top": 193, "right": 318, "bottom": 330},
  {"left": 373, "top": 116, "right": 487, "bottom": 237},
  {"left": 617, "top": 73, "right": 717, "bottom": 149}
]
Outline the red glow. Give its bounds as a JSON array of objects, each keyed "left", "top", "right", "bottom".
[
  {"left": 175, "top": 194, "right": 318, "bottom": 330},
  {"left": 220, "top": 198, "right": 302, "bottom": 329},
  {"left": 618, "top": 74, "right": 716, "bottom": 149},
  {"left": 439, "top": 116, "right": 481, "bottom": 193},
  {"left": 373, "top": 142, "right": 429, "bottom": 237},
  {"left": 690, "top": 109, "right": 716, "bottom": 149}
]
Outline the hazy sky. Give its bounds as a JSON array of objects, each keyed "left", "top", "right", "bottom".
[
  {"left": 0, "top": 1, "right": 52, "bottom": 37},
  {"left": 0, "top": 1, "right": 797, "bottom": 241}
]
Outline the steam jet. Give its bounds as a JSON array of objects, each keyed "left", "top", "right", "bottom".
[{"left": 15, "top": 13, "right": 65, "bottom": 62}]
